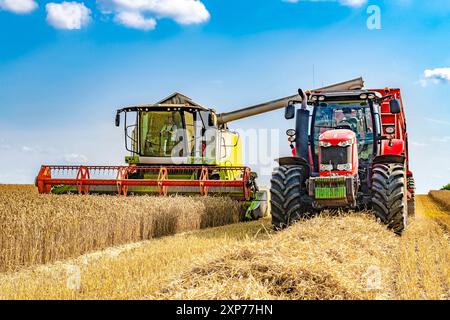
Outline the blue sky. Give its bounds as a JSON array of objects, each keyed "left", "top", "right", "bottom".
[{"left": 0, "top": 0, "right": 449, "bottom": 192}]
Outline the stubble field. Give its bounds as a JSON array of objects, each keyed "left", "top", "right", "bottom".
[{"left": 0, "top": 185, "right": 449, "bottom": 300}]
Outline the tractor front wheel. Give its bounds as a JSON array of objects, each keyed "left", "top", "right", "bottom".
[
  {"left": 407, "top": 176, "right": 416, "bottom": 218},
  {"left": 371, "top": 163, "right": 408, "bottom": 235},
  {"left": 270, "top": 165, "right": 310, "bottom": 229}
]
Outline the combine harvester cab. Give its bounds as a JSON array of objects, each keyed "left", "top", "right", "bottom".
[
  {"left": 271, "top": 78, "right": 415, "bottom": 234},
  {"left": 36, "top": 92, "right": 302, "bottom": 220}
]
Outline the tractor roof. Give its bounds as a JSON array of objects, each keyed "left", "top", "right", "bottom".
[{"left": 311, "top": 90, "right": 382, "bottom": 102}]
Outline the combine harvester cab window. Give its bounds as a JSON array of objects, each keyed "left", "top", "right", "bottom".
[
  {"left": 313, "top": 102, "right": 375, "bottom": 162},
  {"left": 140, "top": 111, "right": 188, "bottom": 157}
]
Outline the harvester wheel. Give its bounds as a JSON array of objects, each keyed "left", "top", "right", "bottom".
[
  {"left": 371, "top": 163, "right": 407, "bottom": 235},
  {"left": 270, "top": 165, "right": 309, "bottom": 229}
]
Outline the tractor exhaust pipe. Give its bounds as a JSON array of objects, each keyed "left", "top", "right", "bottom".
[
  {"left": 295, "top": 107, "right": 310, "bottom": 162},
  {"left": 296, "top": 89, "right": 310, "bottom": 161}
]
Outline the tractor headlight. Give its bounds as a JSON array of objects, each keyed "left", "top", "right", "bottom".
[
  {"left": 286, "top": 129, "right": 296, "bottom": 137},
  {"left": 288, "top": 136, "right": 296, "bottom": 143},
  {"left": 385, "top": 126, "right": 395, "bottom": 134},
  {"left": 320, "top": 164, "right": 333, "bottom": 171},
  {"left": 337, "top": 163, "right": 352, "bottom": 171},
  {"left": 319, "top": 141, "right": 332, "bottom": 147},
  {"left": 337, "top": 139, "right": 353, "bottom": 147}
]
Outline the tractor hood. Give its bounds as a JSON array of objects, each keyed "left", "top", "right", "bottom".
[{"left": 319, "top": 129, "right": 355, "bottom": 146}]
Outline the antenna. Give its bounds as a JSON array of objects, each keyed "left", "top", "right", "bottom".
[{"left": 312, "top": 64, "right": 316, "bottom": 88}]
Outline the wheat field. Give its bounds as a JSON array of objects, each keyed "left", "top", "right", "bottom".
[
  {"left": 429, "top": 190, "right": 450, "bottom": 212},
  {"left": 0, "top": 184, "right": 240, "bottom": 272},
  {"left": 0, "top": 185, "right": 449, "bottom": 300}
]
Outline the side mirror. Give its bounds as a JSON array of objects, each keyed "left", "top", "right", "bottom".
[
  {"left": 115, "top": 113, "right": 121, "bottom": 127},
  {"left": 390, "top": 99, "right": 401, "bottom": 114},
  {"left": 285, "top": 104, "right": 295, "bottom": 120}
]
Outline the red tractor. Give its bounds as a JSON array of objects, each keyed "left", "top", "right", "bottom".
[{"left": 271, "top": 80, "right": 415, "bottom": 234}]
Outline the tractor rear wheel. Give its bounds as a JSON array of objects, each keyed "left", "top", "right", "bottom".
[
  {"left": 371, "top": 163, "right": 408, "bottom": 235},
  {"left": 270, "top": 165, "right": 309, "bottom": 229}
]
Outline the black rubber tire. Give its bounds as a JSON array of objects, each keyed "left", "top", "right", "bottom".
[
  {"left": 371, "top": 163, "right": 408, "bottom": 235},
  {"left": 407, "top": 198, "right": 416, "bottom": 218},
  {"left": 270, "top": 165, "right": 309, "bottom": 229},
  {"left": 407, "top": 176, "right": 416, "bottom": 218}
]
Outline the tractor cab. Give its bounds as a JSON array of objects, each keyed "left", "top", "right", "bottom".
[{"left": 309, "top": 91, "right": 382, "bottom": 174}]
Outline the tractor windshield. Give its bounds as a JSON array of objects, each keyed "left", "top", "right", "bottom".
[
  {"left": 140, "top": 110, "right": 191, "bottom": 157},
  {"left": 313, "top": 101, "right": 374, "bottom": 160}
]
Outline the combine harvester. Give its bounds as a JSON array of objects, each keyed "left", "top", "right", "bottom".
[{"left": 271, "top": 78, "right": 415, "bottom": 234}]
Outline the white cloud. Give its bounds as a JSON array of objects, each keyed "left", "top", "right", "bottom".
[
  {"left": 410, "top": 141, "right": 428, "bottom": 147},
  {"left": 0, "top": 144, "right": 12, "bottom": 151},
  {"left": 283, "top": 0, "right": 367, "bottom": 7},
  {"left": 20, "top": 145, "right": 58, "bottom": 154},
  {"left": 431, "top": 136, "right": 450, "bottom": 143},
  {"left": 421, "top": 67, "right": 450, "bottom": 86},
  {"left": 425, "top": 118, "right": 450, "bottom": 126},
  {"left": 340, "top": 0, "right": 366, "bottom": 6},
  {"left": 64, "top": 153, "right": 88, "bottom": 164},
  {"left": 97, "top": 0, "right": 210, "bottom": 30},
  {"left": 22, "top": 145, "right": 41, "bottom": 153},
  {"left": 115, "top": 11, "right": 156, "bottom": 30},
  {"left": 0, "top": 0, "right": 37, "bottom": 14},
  {"left": 46, "top": 2, "right": 92, "bottom": 30}
]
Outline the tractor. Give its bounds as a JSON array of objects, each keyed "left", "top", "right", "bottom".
[{"left": 271, "top": 78, "right": 415, "bottom": 234}]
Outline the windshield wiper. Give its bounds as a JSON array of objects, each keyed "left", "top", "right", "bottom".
[{"left": 314, "top": 125, "right": 336, "bottom": 129}]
